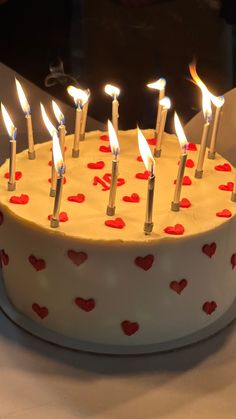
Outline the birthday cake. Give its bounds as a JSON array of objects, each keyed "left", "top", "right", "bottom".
[{"left": 0, "top": 129, "right": 236, "bottom": 352}]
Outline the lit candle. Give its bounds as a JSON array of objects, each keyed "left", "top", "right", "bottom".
[
  {"left": 52, "top": 100, "right": 66, "bottom": 159},
  {"left": 1, "top": 103, "right": 17, "bottom": 191},
  {"left": 231, "top": 170, "right": 236, "bottom": 202},
  {"left": 171, "top": 112, "right": 188, "bottom": 211},
  {"left": 80, "top": 89, "right": 90, "bottom": 141},
  {"left": 40, "top": 103, "right": 58, "bottom": 197},
  {"left": 15, "top": 78, "right": 35, "bottom": 160},
  {"left": 106, "top": 120, "right": 120, "bottom": 216},
  {"left": 147, "top": 78, "right": 166, "bottom": 140},
  {"left": 138, "top": 127, "right": 156, "bottom": 235},
  {"left": 67, "top": 86, "right": 89, "bottom": 157},
  {"left": 208, "top": 95, "right": 225, "bottom": 159},
  {"left": 154, "top": 96, "right": 171, "bottom": 158},
  {"left": 50, "top": 132, "right": 65, "bottom": 228},
  {"left": 104, "top": 84, "right": 120, "bottom": 136},
  {"left": 195, "top": 91, "right": 212, "bottom": 178}
]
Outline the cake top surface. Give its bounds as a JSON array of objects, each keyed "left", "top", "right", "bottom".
[{"left": 0, "top": 129, "right": 235, "bottom": 244}]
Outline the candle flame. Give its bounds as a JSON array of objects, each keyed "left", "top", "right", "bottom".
[
  {"left": 147, "top": 78, "right": 166, "bottom": 91},
  {"left": 52, "top": 100, "right": 65, "bottom": 125},
  {"left": 211, "top": 95, "right": 225, "bottom": 108},
  {"left": 67, "top": 86, "right": 89, "bottom": 107},
  {"left": 1, "top": 103, "right": 17, "bottom": 139},
  {"left": 15, "top": 78, "right": 30, "bottom": 115},
  {"left": 159, "top": 96, "right": 171, "bottom": 109},
  {"left": 174, "top": 112, "right": 188, "bottom": 149},
  {"left": 137, "top": 127, "right": 155, "bottom": 175},
  {"left": 108, "top": 120, "right": 119, "bottom": 157},
  {"left": 52, "top": 131, "right": 65, "bottom": 176},
  {"left": 40, "top": 103, "right": 57, "bottom": 137},
  {"left": 104, "top": 84, "right": 120, "bottom": 98}
]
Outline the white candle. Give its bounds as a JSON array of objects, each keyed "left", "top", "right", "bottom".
[
  {"left": 67, "top": 86, "right": 89, "bottom": 157},
  {"left": 195, "top": 92, "right": 212, "bottom": 178},
  {"left": 80, "top": 90, "right": 90, "bottom": 141},
  {"left": 50, "top": 132, "right": 65, "bottom": 228},
  {"left": 147, "top": 78, "right": 166, "bottom": 138},
  {"left": 15, "top": 78, "right": 35, "bottom": 159},
  {"left": 171, "top": 112, "right": 188, "bottom": 211},
  {"left": 106, "top": 120, "right": 120, "bottom": 216},
  {"left": 1, "top": 103, "right": 17, "bottom": 191},
  {"left": 105, "top": 84, "right": 120, "bottom": 136},
  {"left": 208, "top": 96, "right": 224, "bottom": 159},
  {"left": 154, "top": 96, "right": 171, "bottom": 158},
  {"left": 52, "top": 100, "right": 66, "bottom": 159}
]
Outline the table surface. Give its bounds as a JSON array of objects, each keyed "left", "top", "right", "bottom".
[{"left": 1, "top": 62, "right": 236, "bottom": 419}]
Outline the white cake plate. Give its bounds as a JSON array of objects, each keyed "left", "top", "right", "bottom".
[{"left": 0, "top": 275, "right": 236, "bottom": 355}]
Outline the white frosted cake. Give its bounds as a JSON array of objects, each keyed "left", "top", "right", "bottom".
[{"left": 0, "top": 129, "right": 236, "bottom": 352}]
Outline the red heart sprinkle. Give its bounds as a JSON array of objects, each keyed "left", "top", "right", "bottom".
[
  {"left": 137, "top": 155, "right": 143, "bottom": 162},
  {"left": 202, "top": 301, "right": 217, "bottom": 315},
  {"left": 178, "top": 159, "right": 195, "bottom": 168},
  {"left": 4, "top": 171, "right": 22, "bottom": 180},
  {"left": 218, "top": 182, "right": 234, "bottom": 191},
  {"left": 48, "top": 212, "right": 68, "bottom": 222},
  {"left": 135, "top": 254, "right": 154, "bottom": 271},
  {"left": 135, "top": 171, "right": 150, "bottom": 180},
  {"left": 170, "top": 279, "right": 188, "bottom": 295},
  {"left": 0, "top": 249, "right": 9, "bottom": 267},
  {"left": 215, "top": 163, "right": 231, "bottom": 172},
  {"left": 121, "top": 320, "right": 139, "bottom": 336},
  {"left": 28, "top": 255, "right": 46, "bottom": 271},
  {"left": 103, "top": 173, "right": 125, "bottom": 187},
  {"left": 187, "top": 143, "right": 197, "bottom": 151},
  {"left": 48, "top": 160, "right": 52, "bottom": 166},
  {"left": 202, "top": 243, "right": 217, "bottom": 258},
  {"left": 174, "top": 175, "right": 192, "bottom": 186},
  {"left": 123, "top": 193, "right": 140, "bottom": 203},
  {"left": 164, "top": 224, "right": 185, "bottom": 235},
  {"left": 74, "top": 297, "right": 96, "bottom": 312},
  {"left": 100, "top": 134, "right": 109, "bottom": 141},
  {"left": 180, "top": 198, "right": 191, "bottom": 208},
  {"left": 216, "top": 209, "right": 232, "bottom": 218},
  {"left": 32, "top": 303, "right": 49, "bottom": 319},
  {"left": 0, "top": 211, "right": 4, "bottom": 225},
  {"left": 67, "top": 193, "right": 85, "bottom": 203},
  {"left": 99, "top": 145, "right": 111, "bottom": 152},
  {"left": 48, "top": 176, "right": 66, "bottom": 184},
  {"left": 67, "top": 250, "right": 88, "bottom": 266},
  {"left": 10, "top": 194, "right": 29, "bottom": 204},
  {"left": 231, "top": 253, "right": 236, "bottom": 269},
  {"left": 93, "top": 176, "right": 110, "bottom": 191},
  {"left": 87, "top": 161, "right": 105, "bottom": 169},
  {"left": 105, "top": 217, "right": 126, "bottom": 229},
  {"left": 147, "top": 137, "right": 156, "bottom": 145}
]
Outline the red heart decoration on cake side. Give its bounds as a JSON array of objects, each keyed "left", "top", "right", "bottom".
[
  {"left": 218, "top": 182, "right": 234, "bottom": 191},
  {"left": 215, "top": 163, "right": 231, "bottom": 172},
  {"left": 202, "top": 301, "right": 217, "bottom": 315},
  {"left": 216, "top": 209, "right": 232, "bottom": 218},
  {"left": 178, "top": 159, "right": 194, "bottom": 168},
  {"left": 74, "top": 297, "right": 96, "bottom": 312},
  {"left": 0, "top": 249, "right": 9, "bottom": 267},
  {"left": 105, "top": 218, "right": 126, "bottom": 229},
  {"left": 202, "top": 243, "right": 217, "bottom": 258},
  {"left": 67, "top": 193, "right": 85, "bottom": 203},
  {"left": 137, "top": 155, "right": 143, "bottom": 162},
  {"left": 187, "top": 143, "right": 197, "bottom": 151},
  {"left": 48, "top": 212, "right": 68, "bottom": 222},
  {"left": 164, "top": 224, "right": 185, "bottom": 235},
  {"left": 135, "top": 255, "right": 154, "bottom": 271},
  {"left": 99, "top": 145, "right": 111, "bottom": 153},
  {"left": 231, "top": 253, "right": 236, "bottom": 269},
  {"left": 0, "top": 211, "right": 4, "bottom": 225},
  {"left": 32, "top": 303, "right": 49, "bottom": 319},
  {"left": 9, "top": 194, "right": 29, "bottom": 204},
  {"left": 121, "top": 320, "right": 140, "bottom": 336},
  {"left": 100, "top": 134, "right": 109, "bottom": 141},
  {"left": 180, "top": 198, "right": 191, "bottom": 208},
  {"left": 67, "top": 250, "right": 88, "bottom": 266},
  {"left": 123, "top": 193, "right": 140, "bottom": 203},
  {"left": 4, "top": 171, "right": 22, "bottom": 180},
  {"left": 174, "top": 176, "right": 192, "bottom": 186},
  {"left": 28, "top": 255, "right": 46, "bottom": 271},
  {"left": 147, "top": 137, "right": 156, "bottom": 145},
  {"left": 48, "top": 176, "right": 66, "bottom": 184},
  {"left": 87, "top": 161, "right": 105, "bottom": 169},
  {"left": 135, "top": 170, "right": 150, "bottom": 180},
  {"left": 170, "top": 279, "right": 188, "bottom": 295}
]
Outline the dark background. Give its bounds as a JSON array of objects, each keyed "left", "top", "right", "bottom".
[{"left": 0, "top": 0, "right": 235, "bottom": 130}]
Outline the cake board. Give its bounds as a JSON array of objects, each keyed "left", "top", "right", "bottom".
[{"left": 0, "top": 272, "right": 236, "bottom": 355}]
